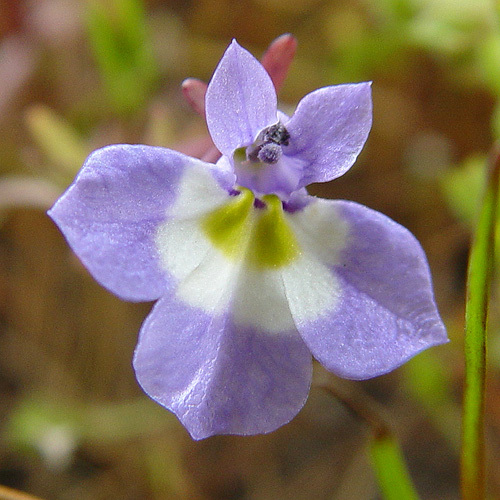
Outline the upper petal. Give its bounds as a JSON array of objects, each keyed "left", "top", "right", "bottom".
[
  {"left": 285, "top": 198, "right": 448, "bottom": 380},
  {"left": 133, "top": 292, "right": 312, "bottom": 440},
  {"left": 48, "top": 144, "right": 229, "bottom": 302},
  {"left": 205, "top": 40, "right": 278, "bottom": 157},
  {"left": 284, "top": 83, "right": 372, "bottom": 187}
]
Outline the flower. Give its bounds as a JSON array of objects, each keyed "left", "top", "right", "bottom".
[{"left": 48, "top": 40, "right": 448, "bottom": 440}]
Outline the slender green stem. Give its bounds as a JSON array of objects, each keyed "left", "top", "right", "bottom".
[
  {"left": 317, "top": 377, "right": 420, "bottom": 500},
  {"left": 461, "top": 144, "right": 500, "bottom": 500},
  {"left": 369, "top": 432, "right": 419, "bottom": 500}
]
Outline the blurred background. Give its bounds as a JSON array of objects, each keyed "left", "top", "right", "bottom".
[{"left": 0, "top": 0, "right": 499, "bottom": 498}]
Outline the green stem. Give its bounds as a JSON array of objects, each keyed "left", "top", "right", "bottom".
[
  {"left": 317, "top": 377, "right": 420, "bottom": 500},
  {"left": 369, "top": 431, "right": 419, "bottom": 500},
  {"left": 461, "top": 144, "right": 500, "bottom": 500}
]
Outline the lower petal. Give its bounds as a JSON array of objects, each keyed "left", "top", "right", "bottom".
[
  {"left": 286, "top": 198, "right": 448, "bottom": 380},
  {"left": 133, "top": 294, "right": 312, "bottom": 439}
]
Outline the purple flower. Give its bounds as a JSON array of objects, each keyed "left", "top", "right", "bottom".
[{"left": 48, "top": 40, "right": 447, "bottom": 440}]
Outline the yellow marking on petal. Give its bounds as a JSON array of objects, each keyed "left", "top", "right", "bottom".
[
  {"left": 247, "top": 195, "right": 300, "bottom": 269},
  {"left": 202, "top": 191, "right": 300, "bottom": 269},
  {"left": 201, "top": 188, "right": 254, "bottom": 258}
]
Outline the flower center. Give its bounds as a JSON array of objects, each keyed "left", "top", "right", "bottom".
[
  {"left": 245, "top": 122, "right": 290, "bottom": 165},
  {"left": 201, "top": 188, "right": 300, "bottom": 269},
  {"left": 231, "top": 122, "right": 300, "bottom": 197}
]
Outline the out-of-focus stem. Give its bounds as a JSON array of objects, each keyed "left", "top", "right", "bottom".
[
  {"left": 181, "top": 78, "right": 207, "bottom": 117},
  {"left": 0, "top": 484, "right": 45, "bottom": 500},
  {"left": 260, "top": 33, "right": 297, "bottom": 91},
  {"left": 317, "top": 376, "right": 419, "bottom": 500}
]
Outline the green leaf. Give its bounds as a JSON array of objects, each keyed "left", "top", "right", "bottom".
[
  {"left": 86, "top": 0, "right": 159, "bottom": 116},
  {"left": 461, "top": 144, "right": 500, "bottom": 499}
]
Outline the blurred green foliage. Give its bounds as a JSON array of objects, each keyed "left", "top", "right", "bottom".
[
  {"left": 325, "top": 0, "right": 498, "bottom": 84},
  {"left": 441, "top": 155, "right": 486, "bottom": 225},
  {"left": 86, "top": 0, "right": 159, "bottom": 116}
]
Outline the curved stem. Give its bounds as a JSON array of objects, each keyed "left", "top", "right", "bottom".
[{"left": 316, "top": 376, "right": 419, "bottom": 500}]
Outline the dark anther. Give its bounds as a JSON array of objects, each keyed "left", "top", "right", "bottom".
[
  {"left": 245, "top": 122, "right": 290, "bottom": 164},
  {"left": 263, "top": 123, "right": 290, "bottom": 146}
]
